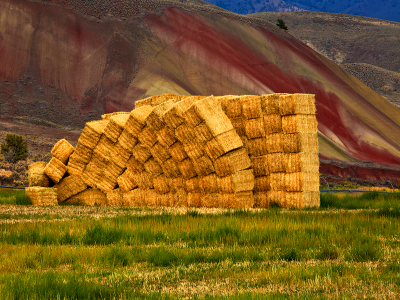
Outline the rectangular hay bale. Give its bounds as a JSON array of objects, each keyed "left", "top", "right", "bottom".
[
  {"left": 244, "top": 118, "right": 265, "bottom": 139},
  {"left": 282, "top": 115, "right": 318, "bottom": 134},
  {"left": 283, "top": 133, "right": 319, "bottom": 153},
  {"left": 285, "top": 152, "right": 320, "bottom": 173},
  {"left": 214, "top": 148, "right": 251, "bottom": 177},
  {"left": 278, "top": 94, "right": 316, "bottom": 115},
  {"left": 44, "top": 157, "right": 67, "bottom": 183},
  {"left": 117, "top": 169, "right": 138, "bottom": 192},
  {"left": 285, "top": 172, "right": 320, "bottom": 192},
  {"left": 266, "top": 133, "right": 283, "bottom": 153},
  {"left": 25, "top": 187, "right": 58, "bottom": 206},
  {"left": 267, "top": 153, "right": 286, "bottom": 173},
  {"left": 51, "top": 139, "right": 75, "bottom": 164},
  {"left": 204, "top": 129, "right": 243, "bottom": 160},
  {"left": 28, "top": 161, "right": 49, "bottom": 187},
  {"left": 104, "top": 114, "right": 130, "bottom": 142},
  {"left": 263, "top": 114, "right": 282, "bottom": 134},
  {"left": 55, "top": 175, "right": 87, "bottom": 203},
  {"left": 250, "top": 156, "right": 269, "bottom": 177}
]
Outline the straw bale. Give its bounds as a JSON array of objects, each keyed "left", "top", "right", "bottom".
[
  {"left": 171, "top": 189, "right": 188, "bottom": 207},
  {"left": 91, "top": 151, "right": 109, "bottom": 168},
  {"left": 214, "top": 148, "right": 251, "bottom": 177},
  {"left": 28, "top": 162, "right": 49, "bottom": 187},
  {"left": 51, "top": 139, "right": 74, "bottom": 164},
  {"left": 230, "top": 117, "right": 246, "bottom": 137},
  {"left": 157, "top": 193, "right": 172, "bottom": 207},
  {"left": 285, "top": 152, "right": 319, "bottom": 173},
  {"left": 150, "top": 142, "right": 171, "bottom": 163},
  {"left": 267, "top": 191, "right": 286, "bottom": 207},
  {"left": 260, "top": 93, "right": 287, "bottom": 115},
  {"left": 178, "top": 158, "right": 197, "bottom": 179},
  {"left": 74, "top": 142, "right": 93, "bottom": 164},
  {"left": 144, "top": 158, "right": 163, "bottom": 175},
  {"left": 251, "top": 156, "right": 269, "bottom": 177},
  {"left": 201, "top": 173, "right": 218, "bottom": 193},
  {"left": 218, "top": 169, "right": 254, "bottom": 193},
  {"left": 102, "top": 161, "right": 124, "bottom": 180},
  {"left": 107, "top": 189, "right": 123, "bottom": 206},
  {"left": 125, "top": 105, "right": 154, "bottom": 136},
  {"left": 81, "top": 161, "right": 103, "bottom": 188},
  {"left": 283, "top": 133, "right": 318, "bottom": 153},
  {"left": 163, "top": 96, "right": 205, "bottom": 129},
  {"left": 146, "top": 107, "right": 166, "bottom": 132},
  {"left": 278, "top": 94, "right": 316, "bottom": 115},
  {"left": 122, "top": 189, "right": 141, "bottom": 206},
  {"left": 156, "top": 126, "right": 177, "bottom": 147},
  {"left": 253, "top": 192, "right": 268, "bottom": 208},
  {"left": 247, "top": 137, "right": 268, "bottom": 157},
  {"left": 132, "top": 171, "right": 154, "bottom": 189},
  {"left": 263, "top": 114, "right": 282, "bottom": 134},
  {"left": 204, "top": 112, "right": 234, "bottom": 137},
  {"left": 181, "top": 106, "right": 204, "bottom": 128},
  {"left": 220, "top": 191, "right": 254, "bottom": 209},
  {"left": 254, "top": 176, "right": 270, "bottom": 192},
  {"left": 168, "top": 141, "right": 188, "bottom": 162},
  {"left": 270, "top": 173, "right": 286, "bottom": 191},
  {"left": 93, "top": 135, "right": 114, "bottom": 158},
  {"left": 201, "top": 193, "right": 220, "bottom": 208},
  {"left": 153, "top": 175, "right": 170, "bottom": 194},
  {"left": 162, "top": 158, "right": 182, "bottom": 178},
  {"left": 55, "top": 175, "right": 87, "bottom": 203},
  {"left": 151, "top": 94, "right": 187, "bottom": 107},
  {"left": 126, "top": 156, "right": 145, "bottom": 173},
  {"left": 101, "top": 112, "right": 129, "bottom": 120},
  {"left": 65, "top": 188, "right": 107, "bottom": 206},
  {"left": 267, "top": 153, "right": 285, "bottom": 173},
  {"left": 110, "top": 143, "right": 131, "bottom": 169},
  {"left": 132, "top": 144, "right": 152, "bottom": 163},
  {"left": 282, "top": 115, "right": 318, "bottom": 134},
  {"left": 220, "top": 96, "right": 242, "bottom": 118},
  {"left": 104, "top": 114, "right": 130, "bottom": 142},
  {"left": 175, "top": 124, "right": 196, "bottom": 144},
  {"left": 142, "top": 189, "right": 158, "bottom": 207},
  {"left": 25, "top": 187, "right": 58, "bottom": 206},
  {"left": 168, "top": 177, "right": 185, "bottom": 192},
  {"left": 192, "top": 155, "right": 214, "bottom": 177},
  {"left": 244, "top": 118, "right": 265, "bottom": 139},
  {"left": 185, "top": 177, "right": 202, "bottom": 193},
  {"left": 242, "top": 96, "right": 262, "bottom": 119},
  {"left": 78, "top": 120, "right": 109, "bottom": 149},
  {"left": 117, "top": 169, "right": 138, "bottom": 192},
  {"left": 184, "top": 142, "right": 205, "bottom": 160},
  {"left": 285, "top": 172, "right": 320, "bottom": 192},
  {"left": 134, "top": 97, "right": 152, "bottom": 108},
  {"left": 97, "top": 176, "right": 118, "bottom": 192},
  {"left": 285, "top": 191, "right": 320, "bottom": 208},
  {"left": 204, "top": 129, "right": 243, "bottom": 160},
  {"left": 187, "top": 193, "right": 202, "bottom": 207},
  {"left": 138, "top": 126, "right": 158, "bottom": 148},
  {"left": 44, "top": 157, "right": 67, "bottom": 183},
  {"left": 190, "top": 96, "right": 223, "bottom": 122},
  {"left": 193, "top": 123, "right": 213, "bottom": 143},
  {"left": 118, "top": 129, "right": 138, "bottom": 152}
]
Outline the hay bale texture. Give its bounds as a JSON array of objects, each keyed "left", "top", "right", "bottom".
[{"left": 28, "top": 93, "right": 320, "bottom": 208}]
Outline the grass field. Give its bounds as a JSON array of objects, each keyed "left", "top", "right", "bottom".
[{"left": 0, "top": 190, "right": 399, "bottom": 299}]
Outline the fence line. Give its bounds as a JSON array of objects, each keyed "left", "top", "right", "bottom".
[{"left": 0, "top": 186, "right": 26, "bottom": 190}]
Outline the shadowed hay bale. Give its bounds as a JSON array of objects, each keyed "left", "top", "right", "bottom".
[
  {"left": 97, "top": 176, "right": 117, "bottom": 192},
  {"left": 194, "top": 123, "right": 214, "bottom": 143},
  {"left": 267, "top": 153, "right": 285, "bottom": 173},
  {"left": 251, "top": 156, "right": 269, "bottom": 177},
  {"left": 242, "top": 96, "right": 262, "bottom": 119},
  {"left": 171, "top": 189, "right": 188, "bottom": 207},
  {"left": 168, "top": 141, "right": 188, "bottom": 162},
  {"left": 126, "top": 156, "right": 145, "bottom": 173},
  {"left": 51, "top": 139, "right": 74, "bottom": 164},
  {"left": 254, "top": 192, "right": 268, "bottom": 208},
  {"left": 201, "top": 173, "right": 218, "bottom": 193},
  {"left": 230, "top": 117, "right": 246, "bottom": 137},
  {"left": 187, "top": 193, "right": 202, "bottom": 207},
  {"left": 55, "top": 175, "right": 87, "bottom": 203},
  {"left": 151, "top": 142, "right": 171, "bottom": 163},
  {"left": 279, "top": 94, "right": 316, "bottom": 115},
  {"left": 178, "top": 158, "right": 198, "bottom": 179},
  {"left": 156, "top": 126, "right": 177, "bottom": 147},
  {"left": 107, "top": 189, "right": 123, "bottom": 206},
  {"left": 260, "top": 93, "right": 288, "bottom": 115},
  {"left": 67, "top": 158, "right": 86, "bottom": 179},
  {"left": 214, "top": 148, "right": 251, "bottom": 177},
  {"left": 201, "top": 193, "right": 220, "bottom": 208},
  {"left": 247, "top": 138, "right": 268, "bottom": 157},
  {"left": 93, "top": 135, "right": 114, "bottom": 158},
  {"left": 28, "top": 162, "right": 49, "bottom": 187},
  {"left": 117, "top": 169, "right": 138, "bottom": 192},
  {"left": 266, "top": 133, "right": 283, "bottom": 153},
  {"left": 264, "top": 114, "right": 282, "bottom": 134},
  {"left": 157, "top": 193, "right": 172, "bottom": 207},
  {"left": 65, "top": 188, "right": 107, "bottom": 206},
  {"left": 103, "top": 161, "right": 125, "bottom": 181},
  {"left": 282, "top": 115, "right": 318, "bottom": 134},
  {"left": 220, "top": 96, "right": 242, "bottom": 118},
  {"left": 270, "top": 173, "right": 285, "bottom": 191},
  {"left": 217, "top": 169, "right": 254, "bottom": 193},
  {"left": 142, "top": 189, "right": 158, "bottom": 207},
  {"left": 122, "top": 189, "right": 141, "bottom": 206},
  {"left": 285, "top": 153, "right": 319, "bottom": 173},
  {"left": 138, "top": 126, "right": 158, "bottom": 148},
  {"left": 267, "top": 191, "right": 286, "bottom": 208},
  {"left": 219, "top": 191, "right": 254, "bottom": 209},
  {"left": 144, "top": 158, "right": 163, "bottom": 175},
  {"left": 185, "top": 177, "right": 202, "bottom": 193},
  {"left": 125, "top": 106, "right": 154, "bottom": 136},
  {"left": 254, "top": 176, "right": 270, "bottom": 192},
  {"left": 285, "top": 172, "right": 320, "bottom": 192},
  {"left": 25, "top": 187, "right": 58, "bottom": 205},
  {"left": 104, "top": 114, "right": 130, "bottom": 142},
  {"left": 283, "top": 133, "right": 318, "bottom": 153},
  {"left": 110, "top": 143, "right": 131, "bottom": 168},
  {"left": 91, "top": 152, "right": 109, "bottom": 169},
  {"left": 146, "top": 98, "right": 182, "bottom": 131},
  {"left": 118, "top": 129, "right": 138, "bottom": 152},
  {"left": 204, "top": 130, "right": 243, "bottom": 160},
  {"left": 203, "top": 112, "right": 234, "bottom": 137},
  {"left": 78, "top": 120, "right": 109, "bottom": 149},
  {"left": 74, "top": 142, "right": 92, "bottom": 164},
  {"left": 101, "top": 112, "right": 129, "bottom": 120},
  {"left": 44, "top": 157, "right": 67, "bottom": 183},
  {"left": 161, "top": 158, "right": 182, "bottom": 178},
  {"left": 175, "top": 124, "right": 196, "bottom": 144},
  {"left": 132, "top": 144, "right": 152, "bottom": 164},
  {"left": 153, "top": 175, "right": 170, "bottom": 194},
  {"left": 192, "top": 155, "right": 215, "bottom": 177},
  {"left": 285, "top": 191, "right": 320, "bottom": 208},
  {"left": 244, "top": 118, "right": 265, "bottom": 139},
  {"left": 132, "top": 171, "right": 154, "bottom": 189},
  {"left": 184, "top": 142, "right": 205, "bottom": 160},
  {"left": 169, "top": 177, "right": 185, "bottom": 192},
  {"left": 163, "top": 96, "right": 205, "bottom": 129}
]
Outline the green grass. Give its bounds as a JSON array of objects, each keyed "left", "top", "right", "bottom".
[
  {"left": 0, "top": 189, "right": 31, "bottom": 205},
  {"left": 320, "top": 191, "right": 400, "bottom": 209}
]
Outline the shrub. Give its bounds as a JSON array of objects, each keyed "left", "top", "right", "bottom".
[
  {"left": 276, "top": 19, "right": 288, "bottom": 30},
  {"left": 1, "top": 134, "right": 28, "bottom": 162}
]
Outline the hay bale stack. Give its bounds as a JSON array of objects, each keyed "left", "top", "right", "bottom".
[
  {"left": 51, "top": 139, "right": 74, "bottom": 164},
  {"left": 65, "top": 188, "right": 107, "bottom": 206},
  {"left": 25, "top": 187, "right": 58, "bottom": 205},
  {"left": 54, "top": 175, "right": 87, "bottom": 203},
  {"left": 117, "top": 169, "right": 138, "bottom": 192},
  {"left": 67, "top": 153, "right": 86, "bottom": 176},
  {"left": 104, "top": 114, "right": 130, "bottom": 142},
  {"left": 44, "top": 157, "right": 67, "bottom": 183},
  {"left": 78, "top": 120, "right": 109, "bottom": 149},
  {"left": 28, "top": 162, "right": 49, "bottom": 187}
]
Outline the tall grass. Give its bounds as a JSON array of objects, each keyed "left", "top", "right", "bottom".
[
  {"left": 0, "top": 189, "right": 31, "bottom": 205},
  {"left": 320, "top": 191, "right": 400, "bottom": 209}
]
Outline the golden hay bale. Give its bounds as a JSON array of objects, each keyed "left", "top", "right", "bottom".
[
  {"left": 126, "top": 156, "right": 145, "bottom": 173},
  {"left": 263, "top": 114, "right": 282, "bottom": 134},
  {"left": 78, "top": 119, "right": 109, "bottom": 149},
  {"left": 133, "top": 96, "right": 152, "bottom": 108},
  {"left": 192, "top": 155, "right": 215, "bottom": 177},
  {"left": 157, "top": 193, "right": 172, "bottom": 207},
  {"left": 247, "top": 137, "right": 268, "bottom": 157},
  {"left": 278, "top": 94, "right": 316, "bottom": 116},
  {"left": 201, "top": 193, "right": 220, "bottom": 208},
  {"left": 230, "top": 117, "right": 246, "bottom": 138},
  {"left": 51, "top": 139, "right": 75, "bottom": 164},
  {"left": 161, "top": 158, "right": 182, "bottom": 178},
  {"left": 187, "top": 193, "right": 202, "bottom": 208},
  {"left": 201, "top": 173, "right": 218, "bottom": 193},
  {"left": 184, "top": 142, "right": 205, "bottom": 160},
  {"left": 203, "top": 112, "right": 234, "bottom": 137},
  {"left": 132, "top": 144, "right": 152, "bottom": 164},
  {"left": 175, "top": 124, "right": 196, "bottom": 144},
  {"left": 185, "top": 177, "right": 202, "bottom": 193},
  {"left": 117, "top": 169, "right": 138, "bottom": 192},
  {"left": 281, "top": 115, "right": 318, "bottom": 134},
  {"left": 81, "top": 161, "right": 103, "bottom": 188},
  {"left": 132, "top": 171, "right": 154, "bottom": 189},
  {"left": 194, "top": 123, "right": 213, "bottom": 143},
  {"left": 285, "top": 152, "right": 319, "bottom": 173},
  {"left": 97, "top": 176, "right": 118, "bottom": 193},
  {"left": 260, "top": 93, "right": 287, "bottom": 115},
  {"left": 214, "top": 147, "right": 251, "bottom": 177},
  {"left": 220, "top": 95, "right": 242, "bottom": 118},
  {"left": 103, "top": 161, "right": 125, "bottom": 181},
  {"left": 74, "top": 142, "right": 93, "bottom": 164},
  {"left": 253, "top": 192, "right": 269, "bottom": 208},
  {"left": 163, "top": 96, "right": 205, "bottom": 129},
  {"left": 267, "top": 191, "right": 286, "bottom": 208},
  {"left": 142, "top": 189, "right": 158, "bottom": 207},
  {"left": 219, "top": 191, "right": 254, "bottom": 209},
  {"left": 218, "top": 169, "right": 254, "bottom": 193},
  {"left": 241, "top": 96, "right": 262, "bottom": 119},
  {"left": 171, "top": 189, "right": 188, "bottom": 207},
  {"left": 138, "top": 126, "right": 158, "bottom": 148},
  {"left": 156, "top": 126, "right": 177, "bottom": 147},
  {"left": 104, "top": 114, "right": 130, "bottom": 142},
  {"left": 244, "top": 118, "right": 265, "bottom": 139},
  {"left": 204, "top": 129, "right": 243, "bottom": 161},
  {"left": 285, "top": 172, "right": 320, "bottom": 192},
  {"left": 110, "top": 143, "right": 131, "bottom": 169},
  {"left": 153, "top": 175, "right": 170, "bottom": 194},
  {"left": 125, "top": 105, "right": 154, "bottom": 136},
  {"left": 285, "top": 191, "right": 320, "bottom": 208},
  {"left": 55, "top": 175, "right": 87, "bottom": 203},
  {"left": 28, "top": 161, "right": 49, "bottom": 187},
  {"left": 144, "top": 158, "right": 163, "bottom": 175},
  {"left": 25, "top": 187, "right": 58, "bottom": 206},
  {"left": 93, "top": 135, "right": 115, "bottom": 158},
  {"left": 251, "top": 156, "right": 269, "bottom": 177},
  {"left": 269, "top": 173, "right": 286, "bottom": 191},
  {"left": 65, "top": 188, "right": 107, "bottom": 206},
  {"left": 266, "top": 133, "right": 283, "bottom": 153},
  {"left": 122, "top": 189, "right": 141, "bottom": 207},
  {"left": 190, "top": 96, "right": 223, "bottom": 121},
  {"left": 267, "top": 153, "right": 286, "bottom": 173},
  {"left": 101, "top": 112, "right": 129, "bottom": 120},
  {"left": 254, "top": 176, "right": 270, "bottom": 192},
  {"left": 168, "top": 177, "right": 185, "bottom": 192},
  {"left": 178, "top": 158, "right": 198, "bottom": 179},
  {"left": 283, "top": 133, "right": 319, "bottom": 153},
  {"left": 118, "top": 129, "right": 138, "bottom": 152},
  {"left": 44, "top": 157, "right": 67, "bottom": 183},
  {"left": 168, "top": 141, "right": 188, "bottom": 162},
  {"left": 106, "top": 189, "right": 123, "bottom": 206},
  {"left": 151, "top": 94, "right": 187, "bottom": 107},
  {"left": 151, "top": 142, "right": 171, "bottom": 163},
  {"left": 146, "top": 98, "right": 183, "bottom": 130}
]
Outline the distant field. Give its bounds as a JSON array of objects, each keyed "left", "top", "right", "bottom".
[{"left": 0, "top": 191, "right": 399, "bottom": 299}]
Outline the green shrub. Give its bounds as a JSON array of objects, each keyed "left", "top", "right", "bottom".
[
  {"left": 276, "top": 19, "right": 288, "bottom": 30},
  {"left": 1, "top": 134, "right": 28, "bottom": 162}
]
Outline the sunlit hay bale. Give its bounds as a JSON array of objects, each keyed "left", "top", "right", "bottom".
[
  {"left": 93, "top": 135, "right": 115, "bottom": 159},
  {"left": 247, "top": 137, "right": 268, "bottom": 157},
  {"left": 203, "top": 112, "right": 234, "bottom": 138},
  {"left": 241, "top": 96, "right": 262, "bottom": 120},
  {"left": 146, "top": 98, "right": 184, "bottom": 130},
  {"left": 278, "top": 94, "right": 316, "bottom": 116},
  {"left": 144, "top": 158, "right": 163, "bottom": 176},
  {"left": 193, "top": 123, "right": 213, "bottom": 143},
  {"left": 182, "top": 96, "right": 221, "bottom": 127},
  {"left": 28, "top": 162, "right": 49, "bottom": 187},
  {"left": 117, "top": 169, "right": 138, "bottom": 192},
  {"left": 244, "top": 118, "right": 265, "bottom": 139},
  {"left": 118, "top": 129, "right": 138, "bottom": 153},
  {"left": 142, "top": 189, "right": 158, "bottom": 207},
  {"left": 192, "top": 155, "right": 215, "bottom": 177},
  {"left": 67, "top": 154, "right": 86, "bottom": 176},
  {"left": 156, "top": 126, "right": 177, "bottom": 147},
  {"left": 285, "top": 172, "right": 320, "bottom": 192},
  {"left": 220, "top": 95, "right": 242, "bottom": 118},
  {"left": 184, "top": 142, "right": 205, "bottom": 160},
  {"left": 120, "top": 189, "right": 140, "bottom": 206},
  {"left": 175, "top": 124, "right": 196, "bottom": 144},
  {"left": 136, "top": 94, "right": 188, "bottom": 108},
  {"left": 214, "top": 148, "right": 251, "bottom": 177},
  {"left": 138, "top": 126, "right": 158, "bottom": 148},
  {"left": 283, "top": 133, "right": 319, "bottom": 153},
  {"left": 161, "top": 158, "right": 182, "bottom": 178},
  {"left": 78, "top": 119, "right": 109, "bottom": 149},
  {"left": 254, "top": 176, "right": 270, "bottom": 193},
  {"left": 51, "top": 139, "right": 74, "bottom": 164},
  {"left": 220, "top": 191, "right": 254, "bottom": 209},
  {"left": 267, "top": 153, "right": 285, "bottom": 173},
  {"left": 267, "top": 191, "right": 286, "bottom": 207},
  {"left": 134, "top": 97, "right": 152, "bottom": 108},
  {"left": 150, "top": 142, "right": 171, "bottom": 163},
  {"left": 44, "top": 157, "right": 67, "bottom": 183},
  {"left": 97, "top": 176, "right": 118, "bottom": 193},
  {"left": 153, "top": 175, "right": 170, "bottom": 194},
  {"left": 101, "top": 111, "right": 129, "bottom": 120},
  {"left": 171, "top": 189, "right": 188, "bottom": 207},
  {"left": 285, "top": 152, "right": 319, "bottom": 173},
  {"left": 185, "top": 177, "right": 203, "bottom": 193},
  {"left": 230, "top": 117, "right": 246, "bottom": 138},
  {"left": 251, "top": 156, "right": 269, "bottom": 177},
  {"left": 126, "top": 156, "right": 145, "bottom": 173},
  {"left": 168, "top": 177, "right": 185, "bottom": 193},
  {"left": 260, "top": 93, "right": 288, "bottom": 115},
  {"left": 282, "top": 115, "right": 318, "bottom": 134},
  {"left": 132, "top": 144, "right": 152, "bottom": 164},
  {"left": 204, "top": 130, "right": 243, "bottom": 160},
  {"left": 125, "top": 105, "right": 154, "bottom": 136},
  {"left": 201, "top": 193, "right": 220, "bottom": 208},
  {"left": 107, "top": 189, "right": 123, "bottom": 206},
  {"left": 55, "top": 175, "right": 87, "bottom": 203},
  {"left": 163, "top": 96, "right": 206, "bottom": 129},
  {"left": 81, "top": 161, "right": 103, "bottom": 188},
  {"left": 266, "top": 133, "right": 283, "bottom": 153},
  {"left": 263, "top": 114, "right": 282, "bottom": 134},
  {"left": 25, "top": 187, "right": 58, "bottom": 206},
  {"left": 270, "top": 173, "right": 285, "bottom": 191},
  {"left": 104, "top": 114, "right": 130, "bottom": 142},
  {"left": 285, "top": 191, "right": 320, "bottom": 208},
  {"left": 157, "top": 193, "right": 172, "bottom": 207},
  {"left": 178, "top": 158, "right": 197, "bottom": 179},
  {"left": 168, "top": 141, "right": 188, "bottom": 162},
  {"left": 110, "top": 143, "right": 131, "bottom": 170},
  {"left": 132, "top": 171, "right": 154, "bottom": 189},
  {"left": 201, "top": 173, "right": 218, "bottom": 193},
  {"left": 217, "top": 169, "right": 254, "bottom": 193},
  {"left": 74, "top": 142, "right": 93, "bottom": 164},
  {"left": 65, "top": 188, "right": 107, "bottom": 206},
  {"left": 187, "top": 192, "right": 202, "bottom": 207}
]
